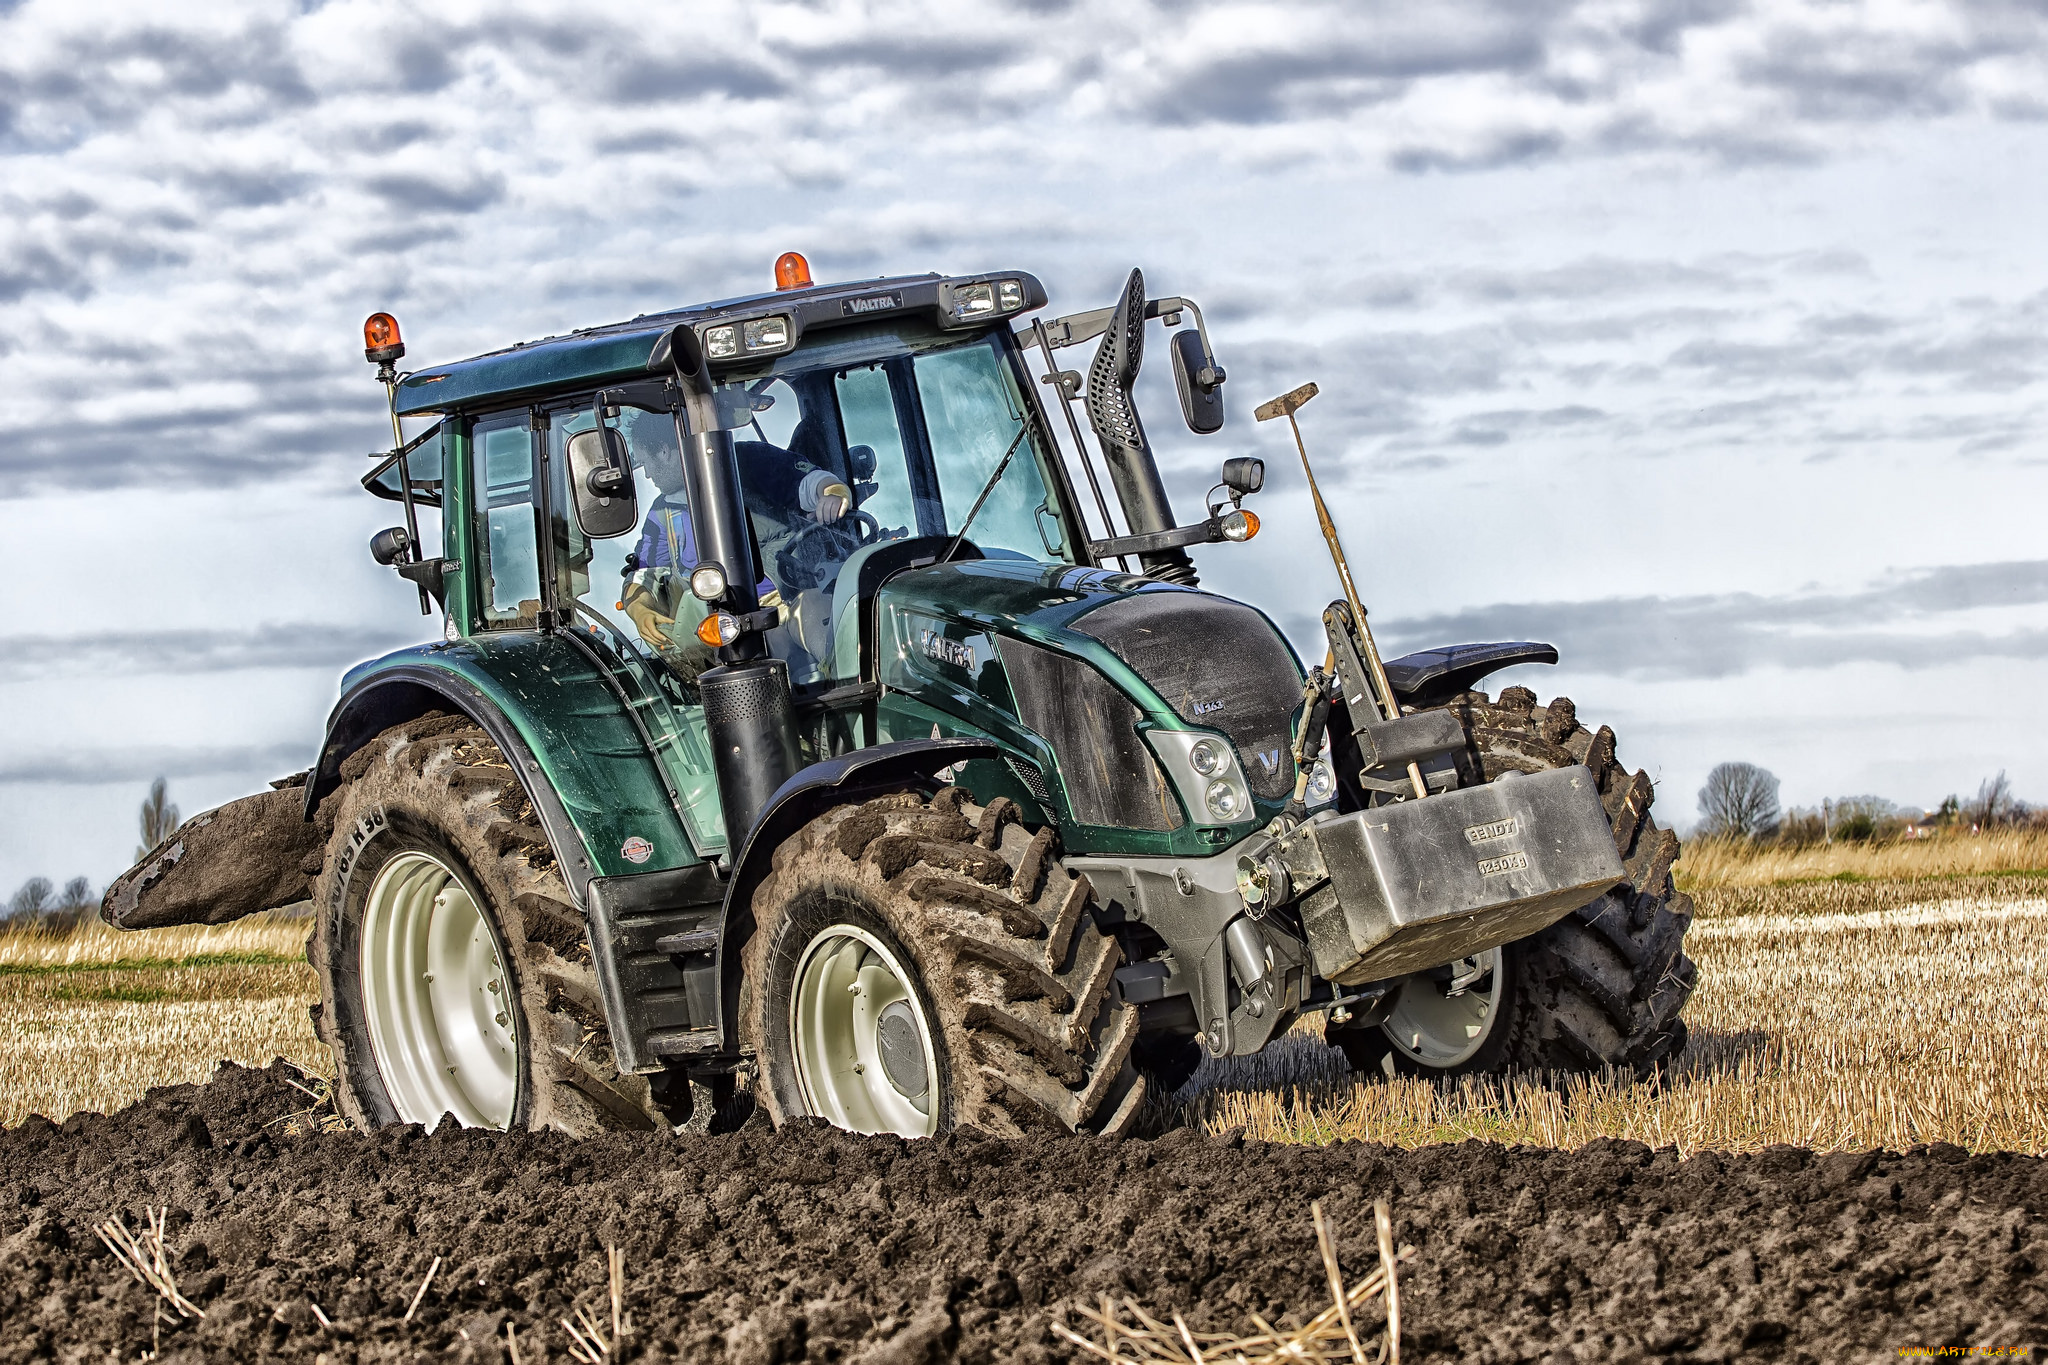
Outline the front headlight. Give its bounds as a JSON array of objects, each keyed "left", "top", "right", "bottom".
[
  {"left": 997, "top": 278, "right": 1024, "bottom": 310},
  {"left": 1147, "top": 729, "right": 1256, "bottom": 827},
  {"left": 1204, "top": 779, "right": 1244, "bottom": 822},
  {"left": 1306, "top": 759, "right": 1337, "bottom": 806},
  {"left": 704, "top": 323, "right": 739, "bottom": 359}
]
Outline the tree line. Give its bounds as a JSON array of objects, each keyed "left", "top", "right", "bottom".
[
  {"left": 4, "top": 777, "right": 179, "bottom": 929},
  {"left": 1696, "top": 762, "right": 2034, "bottom": 844}
]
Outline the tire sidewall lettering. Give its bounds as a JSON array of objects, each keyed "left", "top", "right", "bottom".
[{"left": 326, "top": 805, "right": 389, "bottom": 914}]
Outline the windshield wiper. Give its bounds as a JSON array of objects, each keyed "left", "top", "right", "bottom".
[{"left": 940, "top": 424, "right": 1029, "bottom": 565}]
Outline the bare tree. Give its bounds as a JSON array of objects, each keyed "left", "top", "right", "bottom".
[
  {"left": 1968, "top": 771, "right": 2026, "bottom": 828},
  {"left": 137, "top": 777, "right": 180, "bottom": 861},
  {"left": 1698, "top": 761, "right": 1781, "bottom": 841},
  {"left": 8, "top": 877, "right": 54, "bottom": 920}
]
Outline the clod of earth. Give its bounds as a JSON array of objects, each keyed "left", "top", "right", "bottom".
[
  {"left": 100, "top": 789, "right": 324, "bottom": 931},
  {"left": 2, "top": 1062, "right": 2043, "bottom": 1362}
]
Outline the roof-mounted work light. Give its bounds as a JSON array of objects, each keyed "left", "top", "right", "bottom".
[{"left": 774, "top": 252, "right": 812, "bottom": 290}]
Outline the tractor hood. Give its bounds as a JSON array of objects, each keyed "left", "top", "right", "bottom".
[{"left": 872, "top": 558, "right": 1306, "bottom": 834}]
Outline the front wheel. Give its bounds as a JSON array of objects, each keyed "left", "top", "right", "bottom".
[{"left": 742, "top": 786, "right": 1147, "bottom": 1138}]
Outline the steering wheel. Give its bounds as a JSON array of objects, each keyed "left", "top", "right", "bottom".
[{"left": 775, "top": 510, "right": 883, "bottom": 590}]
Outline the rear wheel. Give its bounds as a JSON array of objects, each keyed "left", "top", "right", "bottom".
[
  {"left": 1329, "top": 687, "right": 1696, "bottom": 1078},
  {"left": 310, "top": 715, "right": 668, "bottom": 1134},
  {"left": 743, "top": 786, "right": 1147, "bottom": 1138}
]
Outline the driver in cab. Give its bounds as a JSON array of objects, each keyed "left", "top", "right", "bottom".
[{"left": 618, "top": 410, "right": 851, "bottom": 681}]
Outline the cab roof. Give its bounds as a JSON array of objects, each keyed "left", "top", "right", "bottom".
[{"left": 391, "top": 270, "right": 1047, "bottom": 418}]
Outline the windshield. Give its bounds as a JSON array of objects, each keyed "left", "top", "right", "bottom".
[{"left": 704, "top": 323, "right": 1075, "bottom": 684}]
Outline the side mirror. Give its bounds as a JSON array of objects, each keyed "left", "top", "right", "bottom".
[
  {"left": 1170, "top": 328, "right": 1226, "bottom": 435},
  {"left": 566, "top": 428, "right": 638, "bottom": 539},
  {"left": 1222, "top": 457, "right": 1264, "bottom": 498}
]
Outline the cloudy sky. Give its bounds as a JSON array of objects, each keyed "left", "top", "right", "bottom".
[{"left": 3, "top": 0, "right": 2046, "bottom": 895}]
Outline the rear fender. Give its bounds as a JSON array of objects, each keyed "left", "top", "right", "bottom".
[
  {"left": 307, "top": 667, "right": 604, "bottom": 903},
  {"left": 308, "top": 639, "right": 702, "bottom": 907}
]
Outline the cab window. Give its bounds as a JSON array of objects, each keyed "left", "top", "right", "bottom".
[{"left": 470, "top": 415, "right": 541, "bottom": 629}]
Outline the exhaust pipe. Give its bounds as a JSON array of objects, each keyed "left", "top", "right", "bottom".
[
  {"left": 660, "top": 324, "right": 800, "bottom": 853},
  {"left": 1085, "top": 268, "right": 1197, "bottom": 585}
]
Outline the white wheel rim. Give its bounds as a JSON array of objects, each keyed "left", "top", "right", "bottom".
[
  {"left": 1382, "top": 947, "right": 1504, "bottom": 1069},
  {"left": 358, "top": 850, "right": 520, "bottom": 1129},
  {"left": 790, "top": 924, "right": 940, "bottom": 1138}
]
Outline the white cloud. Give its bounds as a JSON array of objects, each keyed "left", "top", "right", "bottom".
[{"left": 2, "top": 0, "right": 2046, "bottom": 890}]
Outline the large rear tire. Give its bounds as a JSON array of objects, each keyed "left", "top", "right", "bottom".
[
  {"left": 742, "top": 786, "right": 1147, "bottom": 1138},
  {"left": 1329, "top": 687, "right": 1696, "bottom": 1078},
  {"left": 309, "top": 715, "right": 668, "bottom": 1134}
]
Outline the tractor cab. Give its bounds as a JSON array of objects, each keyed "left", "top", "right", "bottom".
[{"left": 359, "top": 259, "right": 1255, "bottom": 853}]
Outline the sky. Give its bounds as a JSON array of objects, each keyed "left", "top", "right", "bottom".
[{"left": 3, "top": 0, "right": 2046, "bottom": 895}]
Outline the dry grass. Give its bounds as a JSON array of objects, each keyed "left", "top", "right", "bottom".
[
  {"left": 1688, "top": 872, "right": 2048, "bottom": 921},
  {"left": 1675, "top": 827, "right": 2048, "bottom": 889},
  {"left": 0, "top": 913, "right": 323, "bottom": 1128},
  {"left": 11, "top": 877, "right": 2048, "bottom": 1158},
  {"left": 1198, "top": 878, "right": 2048, "bottom": 1154}
]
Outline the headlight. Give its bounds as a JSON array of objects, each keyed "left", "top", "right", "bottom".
[
  {"left": 689, "top": 564, "right": 727, "bottom": 601},
  {"left": 743, "top": 316, "right": 790, "bottom": 351},
  {"left": 1204, "top": 779, "right": 1244, "bottom": 822},
  {"left": 1218, "top": 509, "right": 1260, "bottom": 542},
  {"left": 949, "top": 282, "right": 996, "bottom": 319},
  {"left": 1189, "top": 738, "right": 1226, "bottom": 776},
  {"left": 704, "top": 324, "right": 739, "bottom": 359},
  {"left": 997, "top": 278, "right": 1024, "bottom": 310},
  {"left": 1306, "top": 759, "right": 1336, "bottom": 806}
]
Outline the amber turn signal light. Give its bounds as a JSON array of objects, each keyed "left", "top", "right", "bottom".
[
  {"left": 774, "top": 252, "right": 812, "bottom": 291},
  {"left": 364, "top": 312, "right": 405, "bottom": 365},
  {"left": 1220, "top": 508, "right": 1260, "bottom": 542},
  {"left": 697, "top": 612, "right": 742, "bottom": 647}
]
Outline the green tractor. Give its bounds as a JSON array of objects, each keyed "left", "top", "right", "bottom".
[{"left": 104, "top": 256, "right": 1696, "bottom": 1138}]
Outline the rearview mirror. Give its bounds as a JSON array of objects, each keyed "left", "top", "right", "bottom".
[
  {"left": 566, "top": 428, "right": 638, "bottom": 539},
  {"left": 1170, "top": 328, "right": 1226, "bottom": 435}
]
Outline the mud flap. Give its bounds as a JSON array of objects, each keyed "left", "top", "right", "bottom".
[{"left": 100, "top": 789, "right": 326, "bottom": 930}]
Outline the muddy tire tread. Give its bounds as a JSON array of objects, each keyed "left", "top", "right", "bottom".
[
  {"left": 742, "top": 786, "right": 1144, "bottom": 1137},
  {"left": 1445, "top": 686, "right": 1699, "bottom": 1073},
  {"left": 308, "top": 716, "right": 664, "bottom": 1135}
]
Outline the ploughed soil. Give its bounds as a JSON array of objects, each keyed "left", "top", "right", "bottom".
[{"left": 2, "top": 1064, "right": 2042, "bottom": 1363}]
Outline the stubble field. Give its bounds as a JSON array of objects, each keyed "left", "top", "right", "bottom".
[{"left": 2, "top": 840, "right": 2045, "bottom": 1360}]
